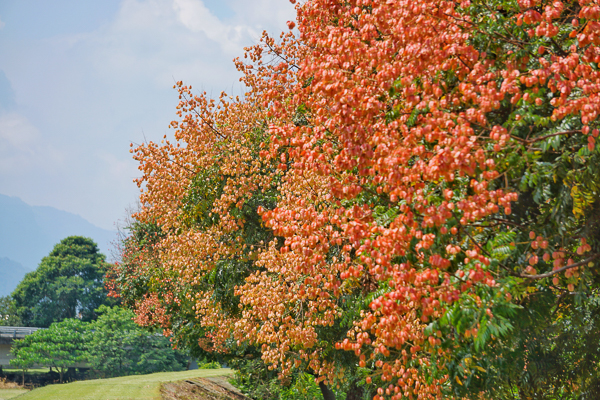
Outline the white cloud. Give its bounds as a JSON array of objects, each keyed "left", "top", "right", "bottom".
[
  {"left": 228, "top": 0, "right": 296, "bottom": 30},
  {"left": 0, "top": 111, "right": 63, "bottom": 174},
  {"left": 0, "top": 112, "right": 37, "bottom": 151},
  {"left": 86, "top": 0, "right": 244, "bottom": 91},
  {"left": 97, "top": 151, "right": 138, "bottom": 183},
  {"left": 0, "top": 17, "right": 5, "bottom": 30},
  {"left": 173, "top": 0, "right": 256, "bottom": 54}
]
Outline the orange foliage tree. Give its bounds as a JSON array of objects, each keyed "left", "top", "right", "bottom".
[{"left": 110, "top": 0, "right": 600, "bottom": 398}]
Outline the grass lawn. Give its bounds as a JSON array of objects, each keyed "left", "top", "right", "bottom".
[
  {"left": 0, "top": 389, "right": 29, "bottom": 400},
  {"left": 12, "top": 368, "right": 233, "bottom": 400},
  {"left": 1, "top": 369, "right": 49, "bottom": 374}
]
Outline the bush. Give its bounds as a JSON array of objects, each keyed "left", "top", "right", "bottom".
[{"left": 198, "top": 360, "right": 220, "bottom": 369}]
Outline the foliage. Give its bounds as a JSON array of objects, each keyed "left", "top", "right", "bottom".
[
  {"left": 9, "top": 318, "right": 88, "bottom": 383},
  {"left": 0, "top": 296, "right": 21, "bottom": 326},
  {"left": 10, "top": 306, "right": 188, "bottom": 382},
  {"left": 11, "top": 236, "right": 116, "bottom": 328},
  {"left": 198, "top": 360, "right": 221, "bottom": 369},
  {"left": 280, "top": 373, "right": 329, "bottom": 400},
  {"left": 86, "top": 305, "right": 187, "bottom": 378},
  {"left": 228, "top": 357, "right": 290, "bottom": 400},
  {"left": 228, "top": 359, "right": 344, "bottom": 400},
  {"left": 114, "top": 0, "right": 600, "bottom": 399}
]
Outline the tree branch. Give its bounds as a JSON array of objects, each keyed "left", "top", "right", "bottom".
[
  {"left": 521, "top": 254, "right": 599, "bottom": 279},
  {"left": 463, "top": 230, "right": 521, "bottom": 277},
  {"left": 511, "top": 130, "right": 581, "bottom": 145}
]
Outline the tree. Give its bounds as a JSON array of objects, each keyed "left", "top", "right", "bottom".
[
  {"left": 86, "top": 305, "right": 187, "bottom": 377},
  {"left": 114, "top": 0, "right": 600, "bottom": 398},
  {"left": 8, "top": 339, "right": 34, "bottom": 386},
  {"left": 10, "top": 318, "right": 88, "bottom": 383},
  {"left": 0, "top": 296, "right": 21, "bottom": 326},
  {"left": 10, "top": 306, "right": 187, "bottom": 383},
  {"left": 12, "top": 236, "right": 116, "bottom": 327}
]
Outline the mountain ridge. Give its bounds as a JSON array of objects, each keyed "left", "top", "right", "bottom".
[{"left": 0, "top": 257, "right": 31, "bottom": 298}]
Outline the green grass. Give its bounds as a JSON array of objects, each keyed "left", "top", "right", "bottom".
[
  {"left": 1, "top": 369, "right": 49, "bottom": 374},
  {"left": 0, "top": 389, "right": 29, "bottom": 400},
  {"left": 11, "top": 368, "right": 233, "bottom": 400}
]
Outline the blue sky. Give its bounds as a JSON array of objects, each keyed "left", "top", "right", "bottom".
[{"left": 0, "top": 0, "right": 294, "bottom": 230}]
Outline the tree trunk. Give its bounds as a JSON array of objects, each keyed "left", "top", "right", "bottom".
[
  {"left": 345, "top": 381, "right": 365, "bottom": 400},
  {"left": 22, "top": 370, "right": 25, "bottom": 386},
  {"left": 318, "top": 381, "right": 336, "bottom": 400},
  {"left": 59, "top": 368, "right": 63, "bottom": 383}
]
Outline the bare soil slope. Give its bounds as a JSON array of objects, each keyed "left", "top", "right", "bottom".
[{"left": 161, "top": 376, "right": 248, "bottom": 400}]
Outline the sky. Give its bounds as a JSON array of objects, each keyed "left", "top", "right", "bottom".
[{"left": 0, "top": 0, "right": 295, "bottom": 230}]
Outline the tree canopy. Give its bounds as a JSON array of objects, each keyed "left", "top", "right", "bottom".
[
  {"left": 12, "top": 236, "right": 116, "bottom": 327},
  {"left": 0, "top": 295, "right": 21, "bottom": 326},
  {"left": 110, "top": 0, "right": 600, "bottom": 398},
  {"left": 10, "top": 318, "right": 88, "bottom": 383},
  {"left": 86, "top": 305, "right": 187, "bottom": 377},
  {"left": 9, "top": 306, "right": 188, "bottom": 381}
]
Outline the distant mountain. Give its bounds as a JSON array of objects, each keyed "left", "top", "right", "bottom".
[
  {"left": 0, "top": 194, "right": 117, "bottom": 275},
  {"left": 0, "top": 257, "right": 31, "bottom": 297}
]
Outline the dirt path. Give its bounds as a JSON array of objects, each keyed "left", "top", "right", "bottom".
[{"left": 161, "top": 376, "right": 249, "bottom": 400}]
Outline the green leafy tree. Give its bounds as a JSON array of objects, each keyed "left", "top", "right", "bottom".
[
  {"left": 8, "top": 342, "right": 34, "bottom": 386},
  {"left": 86, "top": 305, "right": 187, "bottom": 377},
  {"left": 0, "top": 295, "right": 21, "bottom": 326},
  {"left": 9, "top": 318, "right": 88, "bottom": 383},
  {"left": 12, "top": 236, "right": 116, "bottom": 327}
]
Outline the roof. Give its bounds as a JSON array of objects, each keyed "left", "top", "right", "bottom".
[{"left": 0, "top": 326, "right": 44, "bottom": 339}]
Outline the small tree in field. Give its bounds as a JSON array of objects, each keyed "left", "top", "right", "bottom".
[
  {"left": 8, "top": 347, "right": 33, "bottom": 386},
  {"left": 10, "top": 319, "right": 88, "bottom": 383}
]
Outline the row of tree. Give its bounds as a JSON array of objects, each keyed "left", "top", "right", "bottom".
[
  {"left": 0, "top": 236, "right": 195, "bottom": 383},
  {"left": 9, "top": 305, "right": 188, "bottom": 383},
  {"left": 108, "top": 0, "right": 600, "bottom": 399}
]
